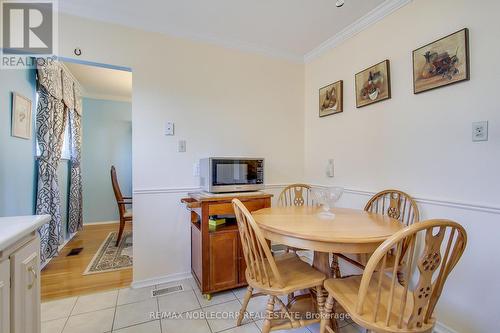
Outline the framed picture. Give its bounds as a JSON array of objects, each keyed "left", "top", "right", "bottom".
[
  {"left": 319, "top": 80, "right": 343, "bottom": 117},
  {"left": 413, "top": 28, "right": 470, "bottom": 94},
  {"left": 11, "top": 92, "right": 33, "bottom": 140},
  {"left": 355, "top": 60, "right": 391, "bottom": 108}
]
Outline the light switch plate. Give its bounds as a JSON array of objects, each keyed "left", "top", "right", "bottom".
[
  {"left": 472, "top": 121, "right": 488, "bottom": 142},
  {"left": 165, "top": 122, "right": 174, "bottom": 136}
]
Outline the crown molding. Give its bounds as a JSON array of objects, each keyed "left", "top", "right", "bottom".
[
  {"left": 59, "top": 0, "right": 411, "bottom": 64},
  {"left": 57, "top": 5, "right": 304, "bottom": 64},
  {"left": 304, "top": 0, "right": 413, "bottom": 63}
]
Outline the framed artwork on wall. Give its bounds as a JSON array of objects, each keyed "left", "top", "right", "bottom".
[
  {"left": 11, "top": 92, "right": 33, "bottom": 140},
  {"left": 319, "top": 80, "right": 343, "bottom": 117},
  {"left": 355, "top": 60, "right": 391, "bottom": 108},
  {"left": 412, "top": 28, "right": 470, "bottom": 94}
]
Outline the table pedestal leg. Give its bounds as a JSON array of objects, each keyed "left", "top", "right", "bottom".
[{"left": 313, "top": 251, "right": 333, "bottom": 278}]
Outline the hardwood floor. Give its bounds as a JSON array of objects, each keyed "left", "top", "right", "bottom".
[{"left": 41, "top": 222, "right": 133, "bottom": 302}]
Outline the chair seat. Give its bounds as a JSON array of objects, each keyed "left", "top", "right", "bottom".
[
  {"left": 324, "top": 275, "right": 434, "bottom": 332},
  {"left": 246, "top": 253, "right": 325, "bottom": 295},
  {"left": 124, "top": 209, "right": 133, "bottom": 218}
]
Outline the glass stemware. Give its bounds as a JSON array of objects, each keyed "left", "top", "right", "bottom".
[{"left": 315, "top": 186, "right": 344, "bottom": 219}]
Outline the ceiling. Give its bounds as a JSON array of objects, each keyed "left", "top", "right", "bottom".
[
  {"left": 63, "top": 62, "right": 132, "bottom": 102},
  {"left": 58, "top": 0, "right": 391, "bottom": 61}
]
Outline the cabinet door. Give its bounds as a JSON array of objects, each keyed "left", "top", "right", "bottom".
[
  {"left": 209, "top": 232, "right": 238, "bottom": 291},
  {"left": 191, "top": 225, "right": 202, "bottom": 286},
  {"left": 11, "top": 237, "right": 40, "bottom": 333},
  {"left": 0, "top": 259, "right": 9, "bottom": 333}
]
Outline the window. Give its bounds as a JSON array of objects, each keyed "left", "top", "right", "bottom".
[{"left": 61, "top": 119, "right": 71, "bottom": 160}]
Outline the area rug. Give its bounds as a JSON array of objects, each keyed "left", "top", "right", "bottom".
[{"left": 83, "top": 231, "right": 133, "bottom": 275}]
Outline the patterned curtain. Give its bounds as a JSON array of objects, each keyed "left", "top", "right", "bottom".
[
  {"left": 36, "top": 61, "right": 67, "bottom": 263},
  {"left": 67, "top": 83, "right": 83, "bottom": 233}
]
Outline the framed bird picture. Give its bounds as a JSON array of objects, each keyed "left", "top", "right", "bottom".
[{"left": 319, "top": 80, "right": 343, "bottom": 117}]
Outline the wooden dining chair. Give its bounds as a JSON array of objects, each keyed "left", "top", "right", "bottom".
[
  {"left": 335, "top": 189, "right": 420, "bottom": 282},
  {"left": 364, "top": 189, "right": 420, "bottom": 227},
  {"left": 320, "top": 219, "right": 467, "bottom": 333},
  {"left": 277, "top": 184, "right": 318, "bottom": 207},
  {"left": 232, "top": 199, "right": 326, "bottom": 333},
  {"left": 277, "top": 184, "right": 318, "bottom": 254},
  {"left": 111, "top": 166, "right": 132, "bottom": 246}
]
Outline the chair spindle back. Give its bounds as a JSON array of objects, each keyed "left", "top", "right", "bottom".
[
  {"left": 232, "top": 199, "right": 284, "bottom": 288},
  {"left": 356, "top": 219, "right": 467, "bottom": 331},
  {"left": 365, "top": 189, "right": 419, "bottom": 227},
  {"left": 278, "top": 184, "right": 318, "bottom": 207}
]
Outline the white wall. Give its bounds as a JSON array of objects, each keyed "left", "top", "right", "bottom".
[
  {"left": 304, "top": 0, "right": 500, "bottom": 332},
  {"left": 56, "top": 1, "right": 500, "bottom": 331},
  {"left": 58, "top": 14, "right": 305, "bottom": 283}
]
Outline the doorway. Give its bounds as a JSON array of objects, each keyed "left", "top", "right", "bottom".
[{"left": 41, "top": 59, "right": 133, "bottom": 301}]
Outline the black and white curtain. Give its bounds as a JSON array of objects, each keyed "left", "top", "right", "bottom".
[
  {"left": 36, "top": 61, "right": 83, "bottom": 263},
  {"left": 68, "top": 83, "right": 83, "bottom": 233},
  {"left": 36, "top": 61, "right": 67, "bottom": 263}
]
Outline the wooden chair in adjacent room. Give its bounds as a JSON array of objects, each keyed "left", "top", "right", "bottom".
[
  {"left": 111, "top": 165, "right": 133, "bottom": 246},
  {"left": 335, "top": 189, "right": 420, "bottom": 283},
  {"left": 320, "top": 219, "right": 467, "bottom": 333},
  {"left": 232, "top": 199, "right": 326, "bottom": 333}
]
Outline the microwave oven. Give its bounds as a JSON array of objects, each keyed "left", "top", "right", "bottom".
[{"left": 199, "top": 157, "right": 265, "bottom": 193}]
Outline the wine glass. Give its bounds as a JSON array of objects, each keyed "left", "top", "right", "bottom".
[{"left": 315, "top": 186, "right": 344, "bottom": 219}]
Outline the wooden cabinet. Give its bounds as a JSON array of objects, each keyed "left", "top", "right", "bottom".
[
  {"left": 209, "top": 232, "right": 238, "bottom": 290},
  {"left": 0, "top": 259, "right": 9, "bottom": 333},
  {"left": 182, "top": 192, "right": 272, "bottom": 296},
  {"left": 0, "top": 234, "right": 41, "bottom": 333},
  {"left": 238, "top": 238, "right": 247, "bottom": 285},
  {"left": 10, "top": 237, "right": 40, "bottom": 333}
]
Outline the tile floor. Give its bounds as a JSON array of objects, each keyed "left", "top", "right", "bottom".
[{"left": 41, "top": 278, "right": 363, "bottom": 333}]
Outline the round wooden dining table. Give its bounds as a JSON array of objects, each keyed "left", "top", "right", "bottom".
[{"left": 252, "top": 206, "right": 404, "bottom": 278}]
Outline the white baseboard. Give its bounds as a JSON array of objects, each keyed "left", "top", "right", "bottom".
[
  {"left": 131, "top": 271, "right": 192, "bottom": 289},
  {"left": 434, "top": 322, "right": 458, "bottom": 333},
  {"left": 84, "top": 220, "right": 119, "bottom": 226}
]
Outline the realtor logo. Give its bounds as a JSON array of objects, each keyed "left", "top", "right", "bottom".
[
  {"left": 1, "top": 0, "right": 57, "bottom": 69},
  {"left": 2, "top": 1, "right": 53, "bottom": 53}
]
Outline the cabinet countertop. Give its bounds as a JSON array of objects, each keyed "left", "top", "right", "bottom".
[{"left": 0, "top": 215, "right": 50, "bottom": 251}]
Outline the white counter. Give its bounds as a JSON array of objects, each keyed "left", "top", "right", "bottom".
[{"left": 0, "top": 215, "right": 50, "bottom": 251}]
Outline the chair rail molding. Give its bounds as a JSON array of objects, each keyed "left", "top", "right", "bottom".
[
  {"left": 132, "top": 184, "right": 288, "bottom": 195},
  {"left": 312, "top": 184, "right": 500, "bottom": 215},
  {"left": 132, "top": 183, "right": 499, "bottom": 214},
  {"left": 434, "top": 321, "right": 459, "bottom": 333}
]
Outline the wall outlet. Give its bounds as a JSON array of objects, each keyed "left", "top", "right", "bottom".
[
  {"left": 178, "top": 140, "right": 186, "bottom": 152},
  {"left": 165, "top": 122, "right": 174, "bottom": 136},
  {"left": 472, "top": 121, "right": 488, "bottom": 142}
]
